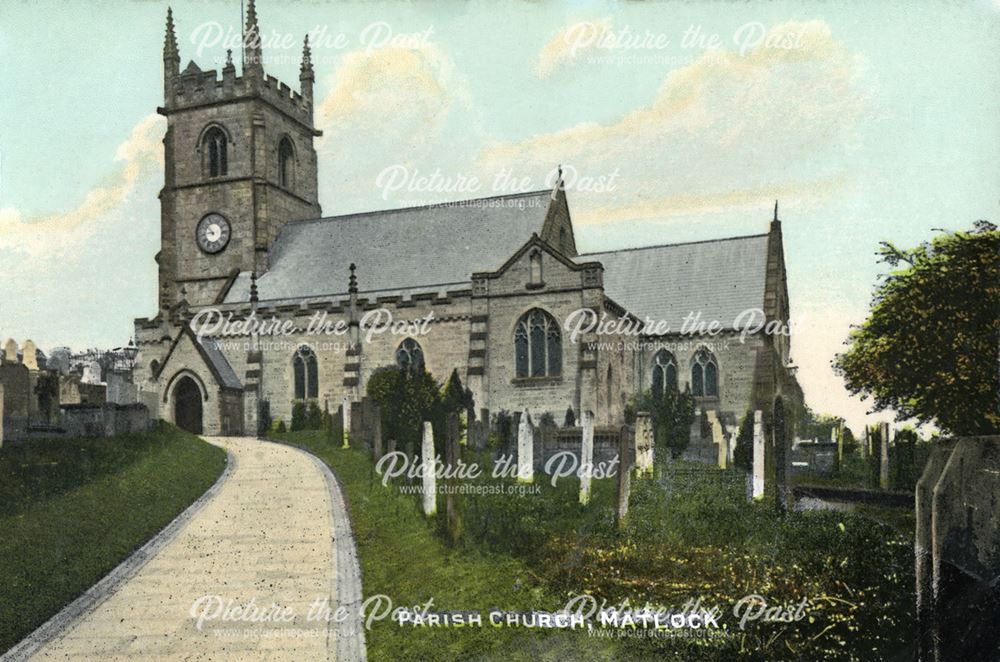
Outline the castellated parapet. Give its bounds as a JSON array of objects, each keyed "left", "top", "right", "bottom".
[{"left": 166, "top": 65, "right": 313, "bottom": 129}]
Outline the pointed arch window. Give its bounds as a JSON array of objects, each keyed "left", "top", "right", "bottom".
[
  {"left": 514, "top": 308, "right": 561, "bottom": 378},
  {"left": 691, "top": 347, "right": 718, "bottom": 397},
  {"left": 395, "top": 338, "right": 424, "bottom": 375},
  {"left": 278, "top": 137, "right": 294, "bottom": 188},
  {"left": 651, "top": 350, "right": 677, "bottom": 398},
  {"left": 203, "top": 126, "right": 228, "bottom": 177},
  {"left": 293, "top": 345, "right": 318, "bottom": 400}
]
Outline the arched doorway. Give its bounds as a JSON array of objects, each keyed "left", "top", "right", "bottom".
[{"left": 174, "top": 375, "right": 203, "bottom": 434}]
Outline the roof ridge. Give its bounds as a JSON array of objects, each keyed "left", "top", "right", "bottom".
[
  {"left": 286, "top": 189, "right": 553, "bottom": 226},
  {"left": 579, "top": 232, "right": 769, "bottom": 256}
]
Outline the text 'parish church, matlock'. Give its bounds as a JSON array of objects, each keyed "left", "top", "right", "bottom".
[{"left": 134, "top": 1, "right": 804, "bottom": 443}]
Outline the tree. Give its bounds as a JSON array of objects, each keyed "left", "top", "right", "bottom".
[
  {"left": 733, "top": 411, "right": 754, "bottom": 471},
  {"left": 834, "top": 222, "right": 999, "bottom": 435},
  {"left": 366, "top": 365, "right": 443, "bottom": 456},
  {"left": 633, "top": 386, "right": 696, "bottom": 458}
]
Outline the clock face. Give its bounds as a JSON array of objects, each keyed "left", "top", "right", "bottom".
[{"left": 196, "top": 213, "right": 231, "bottom": 254}]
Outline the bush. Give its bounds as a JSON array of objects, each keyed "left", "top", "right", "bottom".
[
  {"left": 290, "top": 401, "right": 307, "bottom": 431},
  {"left": 632, "top": 387, "right": 695, "bottom": 458},
  {"left": 306, "top": 401, "right": 324, "bottom": 430},
  {"left": 733, "top": 410, "right": 754, "bottom": 471},
  {"left": 367, "top": 365, "right": 444, "bottom": 456}
]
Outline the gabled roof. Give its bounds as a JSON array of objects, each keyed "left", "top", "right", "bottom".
[
  {"left": 224, "top": 190, "right": 555, "bottom": 303},
  {"left": 580, "top": 234, "right": 770, "bottom": 332},
  {"left": 154, "top": 325, "right": 242, "bottom": 391}
]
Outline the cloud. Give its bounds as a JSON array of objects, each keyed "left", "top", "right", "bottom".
[
  {"left": 492, "top": 20, "right": 866, "bottom": 228},
  {"left": 535, "top": 19, "right": 612, "bottom": 78},
  {"left": 0, "top": 114, "right": 164, "bottom": 257}
]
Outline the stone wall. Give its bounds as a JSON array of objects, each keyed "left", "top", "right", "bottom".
[{"left": 60, "top": 403, "right": 152, "bottom": 438}]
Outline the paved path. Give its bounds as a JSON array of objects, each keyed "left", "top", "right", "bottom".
[{"left": 7, "top": 437, "right": 366, "bottom": 662}]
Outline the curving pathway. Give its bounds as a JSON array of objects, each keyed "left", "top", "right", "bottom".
[{"left": 4, "top": 437, "right": 366, "bottom": 662}]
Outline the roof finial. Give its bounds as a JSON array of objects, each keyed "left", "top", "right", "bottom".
[
  {"left": 164, "top": 7, "right": 178, "bottom": 60},
  {"left": 348, "top": 263, "right": 358, "bottom": 295},
  {"left": 250, "top": 271, "right": 259, "bottom": 304},
  {"left": 773, "top": 199, "right": 779, "bottom": 222},
  {"left": 243, "top": 0, "right": 262, "bottom": 76},
  {"left": 225, "top": 48, "right": 234, "bottom": 68},
  {"left": 300, "top": 34, "right": 314, "bottom": 78}
]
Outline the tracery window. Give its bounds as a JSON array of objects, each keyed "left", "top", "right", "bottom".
[{"left": 514, "top": 308, "right": 561, "bottom": 378}]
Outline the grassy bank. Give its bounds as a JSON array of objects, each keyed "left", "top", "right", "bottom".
[
  {"left": 273, "top": 430, "right": 623, "bottom": 661},
  {"left": 0, "top": 423, "right": 226, "bottom": 653}
]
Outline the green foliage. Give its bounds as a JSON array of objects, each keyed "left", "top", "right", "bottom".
[
  {"left": 306, "top": 401, "right": 324, "bottom": 430},
  {"left": 290, "top": 401, "right": 307, "bottom": 431},
  {"left": 835, "top": 222, "right": 1000, "bottom": 435},
  {"left": 633, "top": 386, "right": 696, "bottom": 458},
  {"left": 0, "top": 425, "right": 225, "bottom": 652},
  {"left": 366, "top": 365, "right": 443, "bottom": 455},
  {"left": 440, "top": 368, "right": 472, "bottom": 415},
  {"left": 733, "top": 410, "right": 754, "bottom": 471},
  {"left": 275, "top": 419, "right": 286, "bottom": 433}
]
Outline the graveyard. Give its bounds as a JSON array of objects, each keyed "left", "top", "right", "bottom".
[{"left": 273, "top": 413, "right": 917, "bottom": 661}]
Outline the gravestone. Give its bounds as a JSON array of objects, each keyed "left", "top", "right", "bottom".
[
  {"left": 579, "top": 410, "right": 595, "bottom": 505},
  {"left": 517, "top": 409, "right": 534, "bottom": 483},
  {"left": 879, "top": 421, "right": 891, "bottom": 490},
  {"left": 752, "top": 410, "right": 765, "bottom": 499},
  {"left": 421, "top": 422, "right": 436, "bottom": 516},
  {"left": 634, "top": 412, "right": 654, "bottom": 477},
  {"left": 616, "top": 424, "right": 633, "bottom": 529},
  {"left": 341, "top": 397, "right": 351, "bottom": 448},
  {"left": 706, "top": 410, "right": 728, "bottom": 469},
  {"left": 915, "top": 436, "right": 1000, "bottom": 660},
  {"left": 3, "top": 339, "right": 17, "bottom": 363},
  {"left": 445, "top": 412, "right": 462, "bottom": 543},
  {"left": 372, "top": 410, "right": 383, "bottom": 460},
  {"left": 22, "top": 340, "right": 38, "bottom": 371}
]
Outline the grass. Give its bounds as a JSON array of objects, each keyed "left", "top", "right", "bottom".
[
  {"left": 273, "top": 430, "right": 625, "bottom": 662},
  {"left": 276, "top": 431, "right": 917, "bottom": 661},
  {"left": 0, "top": 422, "right": 226, "bottom": 654}
]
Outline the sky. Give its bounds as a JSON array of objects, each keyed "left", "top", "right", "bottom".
[{"left": 0, "top": 0, "right": 997, "bottom": 433}]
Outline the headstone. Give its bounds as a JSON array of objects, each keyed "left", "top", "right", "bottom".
[
  {"left": 421, "top": 422, "right": 436, "bottom": 516},
  {"left": 517, "top": 409, "right": 534, "bottom": 483},
  {"left": 22, "top": 340, "right": 38, "bottom": 371},
  {"left": 445, "top": 412, "right": 462, "bottom": 543},
  {"left": 341, "top": 397, "right": 351, "bottom": 448},
  {"left": 616, "top": 424, "right": 633, "bottom": 529},
  {"left": 879, "top": 421, "right": 891, "bottom": 490},
  {"left": 916, "top": 436, "right": 1000, "bottom": 660},
  {"left": 634, "top": 412, "right": 654, "bottom": 477},
  {"left": 3, "top": 338, "right": 17, "bottom": 363},
  {"left": 752, "top": 410, "right": 765, "bottom": 499},
  {"left": 372, "top": 409, "right": 383, "bottom": 460},
  {"left": 579, "top": 410, "right": 594, "bottom": 504}
]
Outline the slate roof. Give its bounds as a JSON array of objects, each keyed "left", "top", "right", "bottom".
[
  {"left": 196, "top": 335, "right": 242, "bottom": 389},
  {"left": 224, "top": 190, "right": 553, "bottom": 303},
  {"left": 580, "top": 234, "right": 771, "bottom": 332}
]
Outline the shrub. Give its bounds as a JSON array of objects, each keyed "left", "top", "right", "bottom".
[
  {"left": 290, "top": 401, "right": 307, "bottom": 431},
  {"left": 306, "top": 401, "right": 324, "bottom": 430}
]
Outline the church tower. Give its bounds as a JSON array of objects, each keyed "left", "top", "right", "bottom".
[{"left": 157, "top": 2, "right": 321, "bottom": 312}]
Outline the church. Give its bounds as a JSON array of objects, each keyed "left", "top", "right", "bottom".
[{"left": 134, "top": 1, "right": 803, "bottom": 443}]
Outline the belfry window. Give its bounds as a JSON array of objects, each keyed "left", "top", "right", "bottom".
[
  {"left": 395, "top": 338, "right": 424, "bottom": 375},
  {"left": 514, "top": 308, "right": 561, "bottom": 378},
  {"left": 293, "top": 345, "right": 318, "bottom": 400},
  {"left": 204, "top": 126, "right": 228, "bottom": 177},
  {"left": 691, "top": 347, "right": 718, "bottom": 398},
  {"left": 278, "top": 137, "right": 294, "bottom": 188},
  {"left": 651, "top": 350, "right": 678, "bottom": 398}
]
